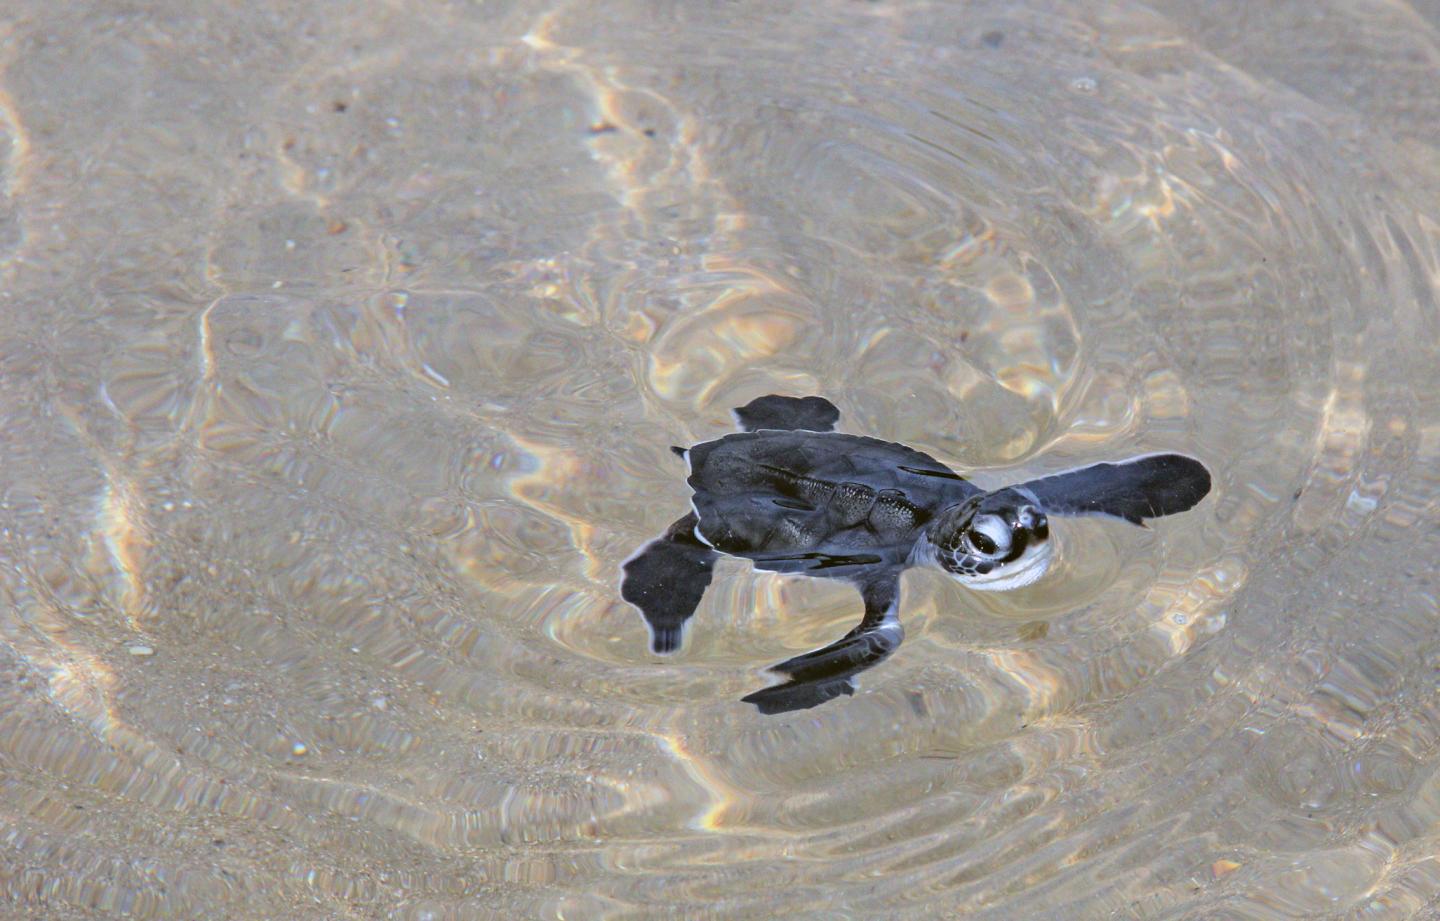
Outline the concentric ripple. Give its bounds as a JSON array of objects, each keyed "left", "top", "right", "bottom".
[{"left": 1, "top": 0, "right": 1439, "bottom": 918}]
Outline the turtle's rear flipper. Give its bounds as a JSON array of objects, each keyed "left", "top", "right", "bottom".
[
  {"left": 1016, "top": 453, "right": 1211, "bottom": 526},
  {"left": 742, "top": 573, "right": 902, "bottom": 714},
  {"left": 732, "top": 394, "right": 840, "bottom": 433},
  {"left": 621, "top": 514, "right": 717, "bottom": 654}
]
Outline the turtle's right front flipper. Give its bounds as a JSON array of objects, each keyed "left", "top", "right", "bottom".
[
  {"left": 741, "top": 572, "right": 903, "bottom": 714},
  {"left": 621, "top": 513, "right": 718, "bottom": 654}
]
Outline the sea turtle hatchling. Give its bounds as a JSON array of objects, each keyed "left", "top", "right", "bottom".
[{"left": 621, "top": 395, "right": 1211, "bottom": 714}]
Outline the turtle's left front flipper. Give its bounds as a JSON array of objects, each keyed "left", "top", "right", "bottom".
[
  {"left": 742, "top": 573, "right": 903, "bottom": 715},
  {"left": 1015, "top": 453, "right": 1211, "bottom": 526},
  {"left": 621, "top": 514, "right": 718, "bottom": 654}
]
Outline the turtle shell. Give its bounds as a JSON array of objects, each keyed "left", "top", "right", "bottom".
[{"left": 684, "top": 430, "right": 978, "bottom": 575}]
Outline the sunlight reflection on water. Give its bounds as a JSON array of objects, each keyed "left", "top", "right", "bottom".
[{"left": 1, "top": 0, "right": 1439, "bottom": 918}]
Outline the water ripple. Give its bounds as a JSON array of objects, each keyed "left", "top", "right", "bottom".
[{"left": 1, "top": 0, "right": 1439, "bottom": 917}]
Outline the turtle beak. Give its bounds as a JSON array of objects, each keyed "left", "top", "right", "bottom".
[{"left": 1016, "top": 505, "right": 1048, "bottom": 543}]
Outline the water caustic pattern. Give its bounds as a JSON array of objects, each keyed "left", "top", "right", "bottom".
[{"left": 0, "top": 0, "right": 1439, "bottom": 917}]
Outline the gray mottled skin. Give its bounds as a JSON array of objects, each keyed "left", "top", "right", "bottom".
[{"left": 621, "top": 394, "right": 1211, "bottom": 715}]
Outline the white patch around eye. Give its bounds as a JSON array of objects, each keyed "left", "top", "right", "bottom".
[
  {"left": 973, "top": 515, "right": 1012, "bottom": 554},
  {"left": 958, "top": 540, "right": 1053, "bottom": 591}
]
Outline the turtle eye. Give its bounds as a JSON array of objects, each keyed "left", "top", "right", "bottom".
[
  {"left": 968, "top": 531, "right": 997, "bottom": 554},
  {"left": 965, "top": 515, "right": 1012, "bottom": 557}
]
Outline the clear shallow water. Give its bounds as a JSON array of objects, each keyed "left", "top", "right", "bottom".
[{"left": 1, "top": 1, "right": 1439, "bottom": 917}]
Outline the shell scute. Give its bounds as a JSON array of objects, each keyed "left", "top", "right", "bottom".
[{"left": 685, "top": 430, "right": 973, "bottom": 569}]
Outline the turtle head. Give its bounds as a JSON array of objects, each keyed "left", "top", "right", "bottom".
[{"left": 916, "top": 488, "right": 1052, "bottom": 591}]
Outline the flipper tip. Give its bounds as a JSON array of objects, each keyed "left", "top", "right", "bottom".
[
  {"left": 650, "top": 627, "right": 682, "bottom": 655},
  {"left": 742, "top": 677, "right": 857, "bottom": 714}
]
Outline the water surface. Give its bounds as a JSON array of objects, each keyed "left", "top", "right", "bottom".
[{"left": 2, "top": 1, "right": 1440, "bottom": 918}]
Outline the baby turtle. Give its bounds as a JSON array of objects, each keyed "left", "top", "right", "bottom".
[{"left": 621, "top": 395, "right": 1211, "bottom": 714}]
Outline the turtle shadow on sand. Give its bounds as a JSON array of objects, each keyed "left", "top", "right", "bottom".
[{"left": 621, "top": 395, "right": 1211, "bottom": 715}]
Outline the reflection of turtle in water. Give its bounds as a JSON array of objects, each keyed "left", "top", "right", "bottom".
[{"left": 622, "top": 395, "right": 1212, "bottom": 714}]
